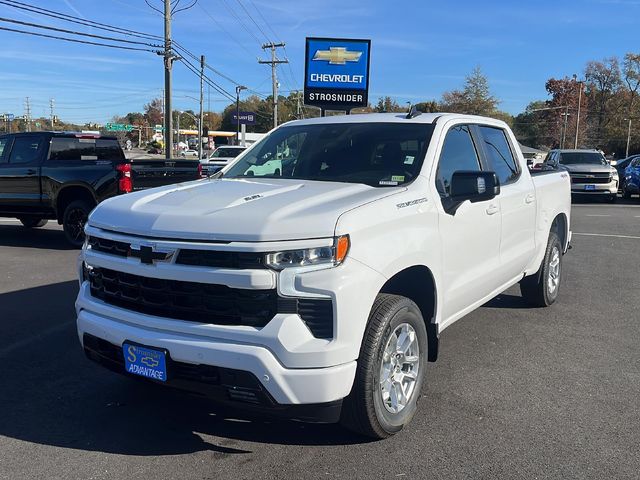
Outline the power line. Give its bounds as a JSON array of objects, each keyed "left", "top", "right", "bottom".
[
  {"left": 196, "top": 1, "right": 254, "bottom": 57},
  {"left": 217, "top": 0, "right": 263, "bottom": 46},
  {"left": 0, "top": 25, "right": 159, "bottom": 52},
  {"left": 0, "top": 16, "right": 162, "bottom": 47},
  {"left": 234, "top": 0, "right": 270, "bottom": 43},
  {"left": 0, "top": 0, "right": 162, "bottom": 41}
]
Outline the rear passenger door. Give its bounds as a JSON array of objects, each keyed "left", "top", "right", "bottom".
[
  {"left": 0, "top": 135, "right": 46, "bottom": 209},
  {"left": 477, "top": 125, "right": 536, "bottom": 280}
]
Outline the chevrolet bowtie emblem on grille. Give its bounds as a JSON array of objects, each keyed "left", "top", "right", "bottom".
[
  {"left": 585, "top": 174, "right": 595, "bottom": 178},
  {"left": 129, "top": 244, "right": 175, "bottom": 265},
  {"left": 312, "top": 47, "right": 362, "bottom": 65}
]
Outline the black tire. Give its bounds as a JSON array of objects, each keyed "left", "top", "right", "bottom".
[
  {"left": 622, "top": 184, "right": 631, "bottom": 199},
  {"left": 608, "top": 194, "right": 617, "bottom": 203},
  {"left": 340, "top": 294, "right": 427, "bottom": 439},
  {"left": 520, "top": 231, "right": 563, "bottom": 307},
  {"left": 18, "top": 217, "right": 48, "bottom": 228},
  {"left": 62, "top": 200, "right": 92, "bottom": 248}
]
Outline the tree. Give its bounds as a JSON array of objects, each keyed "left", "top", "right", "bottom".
[
  {"left": 440, "top": 66, "right": 499, "bottom": 115},
  {"left": 144, "top": 98, "right": 163, "bottom": 126},
  {"left": 584, "top": 57, "right": 622, "bottom": 146},
  {"left": 414, "top": 101, "right": 439, "bottom": 113},
  {"left": 544, "top": 77, "right": 588, "bottom": 148},
  {"left": 374, "top": 96, "right": 404, "bottom": 113}
]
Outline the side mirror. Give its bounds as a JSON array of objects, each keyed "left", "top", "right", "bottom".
[
  {"left": 443, "top": 170, "right": 499, "bottom": 215},
  {"left": 450, "top": 170, "right": 500, "bottom": 203}
]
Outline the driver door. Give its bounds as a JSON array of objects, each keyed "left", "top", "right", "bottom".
[{"left": 435, "top": 124, "right": 503, "bottom": 324}]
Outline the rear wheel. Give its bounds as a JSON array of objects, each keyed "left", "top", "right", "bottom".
[
  {"left": 18, "top": 217, "right": 48, "bottom": 228},
  {"left": 340, "top": 294, "right": 427, "bottom": 439},
  {"left": 520, "top": 231, "right": 563, "bottom": 307},
  {"left": 62, "top": 200, "right": 92, "bottom": 247}
]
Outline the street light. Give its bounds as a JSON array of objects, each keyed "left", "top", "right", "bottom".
[{"left": 235, "top": 85, "right": 247, "bottom": 144}]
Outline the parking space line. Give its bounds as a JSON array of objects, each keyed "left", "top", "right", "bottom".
[
  {"left": 0, "top": 219, "right": 19, "bottom": 222},
  {"left": 585, "top": 214, "right": 610, "bottom": 217},
  {"left": 572, "top": 204, "right": 640, "bottom": 208},
  {"left": 574, "top": 232, "right": 640, "bottom": 240}
]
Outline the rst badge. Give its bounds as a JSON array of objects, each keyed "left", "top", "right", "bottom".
[{"left": 304, "top": 37, "right": 371, "bottom": 111}]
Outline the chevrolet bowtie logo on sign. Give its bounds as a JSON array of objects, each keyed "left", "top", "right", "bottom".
[
  {"left": 304, "top": 37, "right": 371, "bottom": 111},
  {"left": 313, "top": 47, "right": 363, "bottom": 65}
]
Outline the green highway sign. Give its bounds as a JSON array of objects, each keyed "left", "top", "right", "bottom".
[{"left": 105, "top": 123, "right": 133, "bottom": 132}]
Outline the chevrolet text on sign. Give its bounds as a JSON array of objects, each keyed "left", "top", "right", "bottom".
[{"left": 304, "top": 37, "right": 371, "bottom": 110}]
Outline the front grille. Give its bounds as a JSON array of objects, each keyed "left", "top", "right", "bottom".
[
  {"left": 87, "top": 235, "right": 266, "bottom": 269},
  {"left": 570, "top": 172, "right": 611, "bottom": 184},
  {"left": 89, "top": 267, "right": 277, "bottom": 327},
  {"left": 176, "top": 249, "right": 265, "bottom": 269},
  {"left": 88, "top": 236, "right": 129, "bottom": 257}
]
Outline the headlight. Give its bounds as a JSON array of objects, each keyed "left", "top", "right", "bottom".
[
  {"left": 265, "top": 235, "right": 350, "bottom": 270},
  {"left": 612, "top": 170, "right": 619, "bottom": 179}
]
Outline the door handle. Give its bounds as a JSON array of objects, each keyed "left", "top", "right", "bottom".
[
  {"left": 26, "top": 169, "right": 37, "bottom": 175},
  {"left": 525, "top": 193, "right": 535, "bottom": 204},
  {"left": 486, "top": 203, "right": 499, "bottom": 215}
]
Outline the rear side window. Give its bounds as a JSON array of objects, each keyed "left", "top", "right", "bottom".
[
  {"left": 49, "top": 137, "right": 124, "bottom": 161},
  {"left": 0, "top": 137, "right": 10, "bottom": 164},
  {"left": 9, "top": 136, "right": 45, "bottom": 164},
  {"left": 478, "top": 126, "right": 519, "bottom": 185},
  {"left": 436, "top": 125, "right": 481, "bottom": 197}
]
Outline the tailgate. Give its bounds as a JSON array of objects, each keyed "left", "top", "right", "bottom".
[{"left": 130, "top": 159, "right": 201, "bottom": 190}]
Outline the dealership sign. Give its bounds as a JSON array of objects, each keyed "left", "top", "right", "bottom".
[
  {"left": 232, "top": 111, "right": 257, "bottom": 125},
  {"left": 304, "top": 37, "right": 371, "bottom": 111}
]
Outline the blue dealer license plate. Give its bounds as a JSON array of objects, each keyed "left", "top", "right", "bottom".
[
  {"left": 123, "top": 343, "right": 167, "bottom": 382},
  {"left": 585, "top": 184, "right": 596, "bottom": 191}
]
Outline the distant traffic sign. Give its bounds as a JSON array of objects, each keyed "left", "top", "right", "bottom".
[
  {"left": 232, "top": 112, "right": 257, "bottom": 125},
  {"left": 6, "top": 113, "right": 14, "bottom": 121},
  {"left": 154, "top": 124, "right": 163, "bottom": 133},
  {"left": 105, "top": 123, "right": 133, "bottom": 132}
]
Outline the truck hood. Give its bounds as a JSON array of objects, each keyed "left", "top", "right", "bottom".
[
  {"left": 88, "top": 178, "right": 400, "bottom": 242},
  {"left": 561, "top": 164, "right": 615, "bottom": 174}
]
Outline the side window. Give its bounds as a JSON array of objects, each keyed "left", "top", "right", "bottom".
[
  {"left": 0, "top": 137, "right": 10, "bottom": 164},
  {"left": 478, "top": 126, "right": 519, "bottom": 185},
  {"left": 49, "top": 138, "right": 97, "bottom": 161},
  {"left": 9, "top": 136, "right": 45, "bottom": 164},
  {"left": 436, "top": 125, "right": 481, "bottom": 197},
  {"left": 96, "top": 139, "right": 125, "bottom": 160}
]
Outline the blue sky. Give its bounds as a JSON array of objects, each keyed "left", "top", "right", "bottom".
[{"left": 1, "top": 0, "right": 638, "bottom": 124}]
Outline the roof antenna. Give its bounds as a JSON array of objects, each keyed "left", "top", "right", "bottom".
[{"left": 406, "top": 103, "right": 422, "bottom": 119}]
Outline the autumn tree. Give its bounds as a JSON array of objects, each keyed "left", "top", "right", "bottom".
[
  {"left": 374, "top": 96, "right": 405, "bottom": 113},
  {"left": 584, "top": 57, "right": 622, "bottom": 146},
  {"left": 440, "top": 66, "right": 499, "bottom": 115},
  {"left": 144, "top": 98, "right": 163, "bottom": 126}
]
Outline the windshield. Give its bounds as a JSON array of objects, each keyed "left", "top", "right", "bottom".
[
  {"left": 224, "top": 122, "right": 434, "bottom": 187},
  {"left": 212, "top": 147, "right": 244, "bottom": 158},
  {"left": 559, "top": 152, "right": 607, "bottom": 166}
]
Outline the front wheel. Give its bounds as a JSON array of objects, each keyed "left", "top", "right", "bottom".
[
  {"left": 520, "top": 231, "right": 563, "bottom": 307},
  {"left": 340, "top": 294, "right": 427, "bottom": 439},
  {"left": 18, "top": 217, "right": 48, "bottom": 228},
  {"left": 607, "top": 194, "right": 617, "bottom": 203},
  {"left": 62, "top": 200, "right": 92, "bottom": 248}
]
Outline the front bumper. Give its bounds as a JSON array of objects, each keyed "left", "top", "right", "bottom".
[
  {"left": 570, "top": 179, "right": 618, "bottom": 194},
  {"left": 77, "top": 305, "right": 356, "bottom": 406}
]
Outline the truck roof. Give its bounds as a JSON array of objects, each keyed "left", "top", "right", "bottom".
[
  {"left": 288, "top": 112, "right": 508, "bottom": 127},
  {"left": 0, "top": 131, "right": 119, "bottom": 140}
]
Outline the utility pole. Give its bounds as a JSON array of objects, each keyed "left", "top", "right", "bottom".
[
  {"left": 163, "top": 0, "right": 174, "bottom": 159},
  {"left": 50, "top": 98, "right": 55, "bottom": 130},
  {"left": 561, "top": 106, "right": 570, "bottom": 149},
  {"left": 626, "top": 118, "right": 633, "bottom": 158},
  {"left": 199, "top": 55, "right": 205, "bottom": 160},
  {"left": 574, "top": 79, "right": 583, "bottom": 149},
  {"left": 235, "top": 85, "right": 247, "bottom": 143},
  {"left": 259, "top": 42, "right": 288, "bottom": 129},
  {"left": 24, "top": 97, "right": 31, "bottom": 132}
]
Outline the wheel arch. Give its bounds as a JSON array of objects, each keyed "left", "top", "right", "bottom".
[
  {"left": 551, "top": 212, "right": 569, "bottom": 252},
  {"left": 378, "top": 265, "right": 439, "bottom": 362},
  {"left": 55, "top": 185, "right": 97, "bottom": 223}
]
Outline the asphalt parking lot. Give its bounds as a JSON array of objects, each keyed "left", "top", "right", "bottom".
[{"left": 1, "top": 199, "right": 639, "bottom": 480}]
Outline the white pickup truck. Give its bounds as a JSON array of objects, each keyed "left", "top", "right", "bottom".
[{"left": 76, "top": 112, "right": 571, "bottom": 438}]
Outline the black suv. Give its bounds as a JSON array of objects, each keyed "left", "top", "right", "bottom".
[{"left": 0, "top": 132, "right": 202, "bottom": 246}]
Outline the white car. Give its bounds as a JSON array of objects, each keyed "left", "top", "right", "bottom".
[
  {"left": 201, "top": 145, "right": 247, "bottom": 172},
  {"left": 179, "top": 149, "right": 200, "bottom": 158},
  {"left": 76, "top": 112, "right": 571, "bottom": 438}
]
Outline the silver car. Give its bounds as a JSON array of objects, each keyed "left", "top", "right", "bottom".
[{"left": 545, "top": 149, "right": 619, "bottom": 202}]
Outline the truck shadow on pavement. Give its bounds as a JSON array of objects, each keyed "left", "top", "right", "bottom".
[
  {"left": 0, "top": 225, "right": 75, "bottom": 250},
  {"left": 0, "top": 281, "right": 367, "bottom": 457}
]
